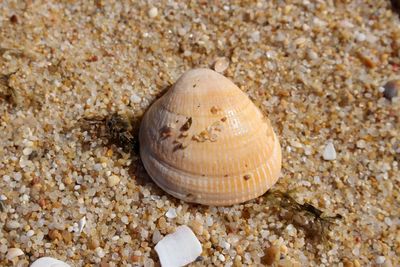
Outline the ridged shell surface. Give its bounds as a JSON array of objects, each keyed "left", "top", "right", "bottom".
[{"left": 139, "top": 68, "right": 281, "bottom": 205}]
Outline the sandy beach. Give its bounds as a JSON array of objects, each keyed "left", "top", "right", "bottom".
[{"left": 0, "top": 1, "right": 399, "bottom": 266}]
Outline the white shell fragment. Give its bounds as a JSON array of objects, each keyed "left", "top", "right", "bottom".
[
  {"left": 165, "top": 207, "right": 177, "bottom": 219},
  {"left": 322, "top": 142, "right": 337, "bottom": 161},
  {"left": 155, "top": 225, "right": 202, "bottom": 267},
  {"left": 78, "top": 216, "right": 86, "bottom": 234},
  {"left": 6, "top": 248, "right": 24, "bottom": 260},
  {"left": 30, "top": 257, "right": 71, "bottom": 267}
]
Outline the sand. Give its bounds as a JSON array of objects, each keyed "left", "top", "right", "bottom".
[{"left": 0, "top": 0, "right": 399, "bottom": 266}]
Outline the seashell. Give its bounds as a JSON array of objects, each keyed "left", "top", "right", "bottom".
[
  {"left": 30, "top": 257, "right": 71, "bottom": 267},
  {"left": 139, "top": 68, "right": 282, "bottom": 205}
]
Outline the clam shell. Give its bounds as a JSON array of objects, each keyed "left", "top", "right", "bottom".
[{"left": 139, "top": 68, "right": 281, "bottom": 205}]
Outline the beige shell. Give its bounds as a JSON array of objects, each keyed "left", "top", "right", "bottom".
[{"left": 139, "top": 68, "right": 281, "bottom": 206}]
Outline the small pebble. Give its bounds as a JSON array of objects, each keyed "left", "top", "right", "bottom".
[
  {"left": 382, "top": 80, "right": 399, "bottom": 100},
  {"left": 307, "top": 49, "right": 318, "bottom": 60},
  {"left": 356, "top": 140, "right": 366, "bottom": 149},
  {"left": 6, "top": 220, "right": 20, "bottom": 229},
  {"left": 95, "top": 247, "right": 106, "bottom": 258},
  {"left": 322, "top": 142, "right": 337, "bottom": 161},
  {"left": 108, "top": 175, "right": 120, "bottom": 187},
  {"left": 6, "top": 248, "right": 24, "bottom": 260},
  {"left": 250, "top": 31, "right": 260, "bottom": 42},
  {"left": 152, "top": 229, "right": 163, "bottom": 244},
  {"left": 165, "top": 207, "right": 178, "bottom": 219},
  {"left": 78, "top": 216, "right": 86, "bottom": 234},
  {"left": 22, "top": 147, "right": 33, "bottom": 156},
  {"left": 130, "top": 93, "right": 142, "bottom": 104},
  {"left": 88, "top": 238, "right": 100, "bottom": 250},
  {"left": 148, "top": 7, "right": 158, "bottom": 18},
  {"left": 214, "top": 57, "right": 230, "bottom": 73},
  {"left": 262, "top": 245, "right": 280, "bottom": 265},
  {"left": 218, "top": 254, "right": 226, "bottom": 262},
  {"left": 376, "top": 256, "right": 385, "bottom": 264},
  {"left": 26, "top": 230, "right": 35, "bottom": 237}
]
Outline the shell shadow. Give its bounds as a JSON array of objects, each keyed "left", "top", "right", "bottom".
[
  {"left": 129, "top": 85, "right": 170, "bottom": 190},
  {"left": 391, "top": 0, "right": 400, "bottom": 15}
]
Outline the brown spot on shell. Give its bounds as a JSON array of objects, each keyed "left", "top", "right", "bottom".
[
  {"left": 173, "top": 143, "right": 186, "bottom": 152},
  {"left": 221, "top": 117, "right": 227, "bottom": 122},
  {"left": 243, "top": 175, "right": 251, "bottom": 180},
  {"left": 180, "top": 117, "right": 192, "bottom": 131},
  {"left": 178, "top": 132, "right": 188, "bottom": 138},
  {"left": 210, "top": 106, "right": 220, "bottom": 114},
  {"left": 192, "top": 130, "right": 210, "bottom": 142},
  {"left": 159, "top": 126, "right": 173, "bottom": 140}
]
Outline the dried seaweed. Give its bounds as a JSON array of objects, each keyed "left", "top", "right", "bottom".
[
  {"left": 264, "top": 190, "right": 342, "bottom": 242},
  {"left": 80, "top": 113, "right": 140, "bottom": 154},
  {"left": 0, "top": 72, "right": 18, "bottom": 105}
]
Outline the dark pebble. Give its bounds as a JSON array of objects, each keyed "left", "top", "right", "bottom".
[{"left": 383, "top": 80, "right": 399, "bottom": 100}]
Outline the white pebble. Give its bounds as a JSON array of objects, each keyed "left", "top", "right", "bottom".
[
  {"left": 14, "top": 172, "right": 22, "bottom": 181},
  {"left": 0, "top": 245, "right": 7, "bottom": 254},
  {"left": 130, "top": 93, "right": 142, "bottom": 104},
  {"left": 31, "top": 257, "right": 71, "bottom": 267},
  {"left": 95, "top": 247, "right": 106, "bottom": 258},
  {"left": 250, "top": 31, "right": 260, "bottom": 42},
  {"left": 214, "top": 57, "right": 229, "bottom": 73},
  {"left": 6, "top": 220, "right": 20, "bottom": 229},
  {"left": 108, "top": 175, "right": 120, "bottom": 187},
  {"left": 218, "top": 254, "right": 226, "bottom": 262},
  {"left": 26, "top": 230, "right": 35, "bottom": 237},
  {"left": 148, "top": 7, "right": 158, "bottom": 18},
  {"left": 6, "top": 248, "right": 24, "bottom": 260},
  {"left": 286, "top": 224, "right": 296, "bottom": 236},
  {"left": 152, "top": 229, "right": 163, "bottom": 244},
  {"left": 355, "top": 32, "right": 366, "bottom": 42},
  {"left": 206, "top": 216, "right": 213, "bottom": 226},
  {"left": 376, "top": 256, "right": 385, "bottom": 264},
  {"left": 165, "top": 207, "right": 178, "bottom": 219},
  {"left": 155, "top": 225, "right": 202, "bottom": 267},
  {"left": 356, "top": 139, "right": 366, "bottom": 149},
  {"left": 384, "top": 217, "right": 392, "bottom": 226},
  {"left": 23, "top": 147, "right": 33, "bottom": 156},
  {"left": 121, "top": 215, "right": 129, "bottom": 224},
  {"left": 322, "top": 142, "right": 337, "bottom": 161},
  {"left": 220, "top": 240, "right": 231, "bottom": 250},
  {"left": 352, "top": 247, "right": 360, "bottom": 256},
  {"left": 78, "top": 216, "right": 86, "bottom": 234}
]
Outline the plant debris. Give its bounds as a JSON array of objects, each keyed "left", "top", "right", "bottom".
[
  {"left": 80, "top": 113, "right": 139, "bottom": 154},
  {"left": 264, "top": 190, "right": 342, "bottom": 242},
  {"left": 0, "top": 72, "right": 18, "bottom": 105}
]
